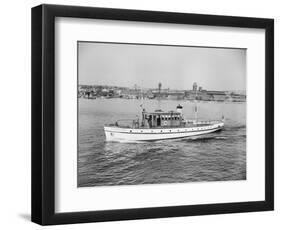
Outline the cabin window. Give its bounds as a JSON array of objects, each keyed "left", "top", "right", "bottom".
[{"left": 156, "top": 116, "right": 161, "bottom": 126}]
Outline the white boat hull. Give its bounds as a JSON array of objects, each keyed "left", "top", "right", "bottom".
[{"left": 104, "top": 122, "right": 224, "bottom": 142}]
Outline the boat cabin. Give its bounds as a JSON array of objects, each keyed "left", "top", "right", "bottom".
[{"left": 141, "top": 108, "right": 183, "bottom": 128}]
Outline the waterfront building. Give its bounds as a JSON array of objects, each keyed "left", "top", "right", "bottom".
[
  {"left": 193, "top": 82, "right": 198, "bottom": 91},
  {"left": 206, "top": 91, "right": 227, "bottom": 101}
]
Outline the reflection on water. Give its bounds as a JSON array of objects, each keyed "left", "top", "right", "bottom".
[{"left": 78, "top": 98, "right": 246, "bottom": 187}]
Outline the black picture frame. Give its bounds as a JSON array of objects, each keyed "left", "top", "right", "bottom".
[{"left": 31, "top": 4, "right": 274, "bottom": 225}]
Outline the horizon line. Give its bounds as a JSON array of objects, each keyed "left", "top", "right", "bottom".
[{"left": 78, "top": 83, "right": 246, "bottom": 92}]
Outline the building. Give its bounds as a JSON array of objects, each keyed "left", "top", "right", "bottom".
[
  {"left": 167, "top": 91, "right": 185, "bottom": 100},
  {"left": 206, "top": 91, "right": 227, "bottom": 101},
  {"left": 229, "top": 93, "right": 246, "bottom": 102},
  {"left": 192, "top": 82, "right": 198, "bottom": 91}
]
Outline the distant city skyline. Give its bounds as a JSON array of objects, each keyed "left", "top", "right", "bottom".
[{"left": 78, "top": 42, "right": 246, "bottom": 91}]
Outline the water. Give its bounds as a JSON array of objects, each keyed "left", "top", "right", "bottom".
[{"left": 78, "top": 98, "right": 246, "bottom": 187}]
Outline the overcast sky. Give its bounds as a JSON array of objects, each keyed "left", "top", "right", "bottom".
[{"left": 78, "top": 42, "right": 246, "bottom": 91}]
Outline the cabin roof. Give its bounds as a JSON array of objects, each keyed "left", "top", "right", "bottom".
[{"left": 143, "top": 110, "right": 181, "bottom": 115}]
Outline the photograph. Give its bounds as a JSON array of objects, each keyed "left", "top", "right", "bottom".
[
  {"left": 30, "top": 3, "right": 274, "bottom": 225},
  {"left": 77, "top": 41, "right": 247, "bottom": 187}
]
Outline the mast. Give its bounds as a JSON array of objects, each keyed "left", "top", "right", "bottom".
[
  {"left": 194, "top": 87, "right": 198, "bottom": 121},
  {"left": 140, "top": 87, "right": 147, "bottom": 127},
  {"left": 157, "top": 82, "right": 162, "bottom": 110}
]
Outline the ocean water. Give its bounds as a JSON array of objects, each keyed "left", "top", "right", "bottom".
[{"left": 78, "top": 98, "right": 246, "bottom": 187}]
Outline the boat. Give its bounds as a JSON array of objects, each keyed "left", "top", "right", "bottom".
[{"left": 104, "top": 104, "right": 224, "bottom": 142}]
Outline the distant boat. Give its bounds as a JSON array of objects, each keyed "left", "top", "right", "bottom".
[{"left": 104, "top": 105, "right": 224, "bottom": 142}]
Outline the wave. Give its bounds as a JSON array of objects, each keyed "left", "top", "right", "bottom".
[
  {"left": 105, "top": 139, "right": 157, "bottom": 144},
  {"left": 215, "top": 136, "right": 228, "bottom": 140},
  {"left": 225, "top": 125, "right": 246, "bottom": 131},
  {"left": 177, "top": 135, "right": 229, "bottom": 143}
]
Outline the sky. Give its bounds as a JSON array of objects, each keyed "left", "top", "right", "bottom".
[{"left": 78, "top": 42, "right": 246, "bottom": 91}]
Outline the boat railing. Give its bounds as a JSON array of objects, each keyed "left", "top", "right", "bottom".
[{"left": 185, "top": 119, "right": 224, "bottom": 125}]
